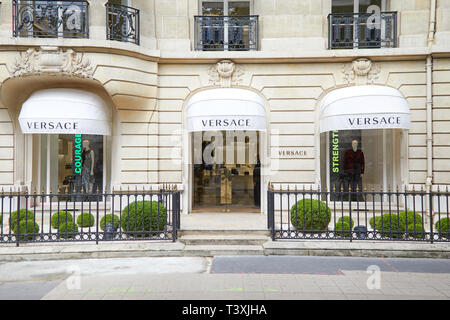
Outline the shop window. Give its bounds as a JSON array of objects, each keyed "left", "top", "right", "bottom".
[
  {"left": 321, "top": 129, "right": 402, "bottom": 200},
  {"left": 38, "top": 134, "right": 104, "bottom": 198}
]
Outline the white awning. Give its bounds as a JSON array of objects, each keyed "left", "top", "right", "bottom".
[
  {"left": 19, "top": 88, "right": 111, "bottom": 135},
  {"left": 186, "top": 88, "right": 266, "bottom": 132},
  {"left": 319, "top": 85, "right": 410, "bottom": 133}
]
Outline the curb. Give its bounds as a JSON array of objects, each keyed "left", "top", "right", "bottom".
[{"left": 0, "top": 240, "right": 449, "bottom": 261}]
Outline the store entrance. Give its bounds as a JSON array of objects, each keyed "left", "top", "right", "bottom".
[{"left": 192, "top": 130, "right": 261, "bottom": 213}]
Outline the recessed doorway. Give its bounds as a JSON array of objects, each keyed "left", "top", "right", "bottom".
[{"left": 192, "top": 130, "right": 261, "bottom": 213}]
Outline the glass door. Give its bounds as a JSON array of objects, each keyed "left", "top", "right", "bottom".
[{"left": 192, "top": 130, "right": 260, "bottom": 212}]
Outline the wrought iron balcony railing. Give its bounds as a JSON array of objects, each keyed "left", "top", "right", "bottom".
[
  {"left": 106, "top": 3, "right": 140, "bottom": 45},
  {"left": 13, "top": 0, "right": 89, "bottom": 39},
  {"left": 328, "top": 11, "right": 397, "bottom": 49},
  {"left": 194, "top": 15, "right": 258, "bottom": 51}
]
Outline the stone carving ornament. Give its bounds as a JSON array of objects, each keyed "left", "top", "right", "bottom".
[
  {"left": 342, "top": 58, "right": 380, "bottom": 85},
  {"left": 10, "top": 47, "right": 94, "bottom": 78},
  {"left": 208, "top": 60, "right": 244, "bottom": 87}
]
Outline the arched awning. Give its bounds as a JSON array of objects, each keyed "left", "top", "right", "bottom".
[
  {"left": 18, "top": 88, "right": 112, "bottom": 135},
  {"left": 186, "top": 88, "right": 266, "bottom": 132},
  {"left": 319, "top": 85, "right": 410, "bottom": 133}
]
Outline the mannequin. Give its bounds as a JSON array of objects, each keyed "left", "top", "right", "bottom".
[
  {"left": 81, "top": 139, "right": 95, "bottom": 193},
  {"left": 344, "top": 139, "right": 364, "bottom": 196}
]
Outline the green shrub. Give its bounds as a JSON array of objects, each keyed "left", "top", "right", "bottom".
[
  {"left": 51, "top": 211, "right": 73, "bottom": 229},
  {"left": 14, "top": 219, "right": 39, "bottom": 241},
  {"left": 337, "top": 216, "right": 354, "bottom": 228},
  {"left": 121, "top": 201, "right": 167, "bottom": 236},
  {"left": 404, "top": 223, "right": 425, "bottom": 239},
  {"left": 369, "top": 216, "right": 381, "bottom": 229},
  {"left": 58, "top": 222, "right": 79, "bottom": 239},
  {"left": 435, "top": 218, "right": 449, "bottom": 238},
  {"left": 334, "top": 221, "right": 351, "bottom": 237},
  {"left": 398, "top": 211, "right": 423, "bottom": 232},
  {"left": 9, "top": 209, "right": 34, "bottom": 230},
  {"left": 290, "top": 199, "right": 331, "bottom": 231},
  {"left": 77, "top": 213, "right": 95, "bottom": 227},
  {"left": 100, "top": 214, "right": 120, "bottom": 231},
  {"left": 371, "top": 213, "right": 403, "bottom": 238}
]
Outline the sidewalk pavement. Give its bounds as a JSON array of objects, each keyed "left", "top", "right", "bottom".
[
  {"left": 41, "top": 271, "right": 450, "bottom": 300},
  {"left": 0, "top": 239, "right": 449, "bottom": 262}
]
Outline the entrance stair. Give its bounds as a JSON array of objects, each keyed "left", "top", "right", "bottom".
[{"left": 179, "top": 212, "right": 270, "bottom": 255}]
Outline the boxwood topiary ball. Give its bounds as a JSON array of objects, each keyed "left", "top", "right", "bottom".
[
  {"left": 337, "top": 216, "right": 354, "bottom": 228},
  {"left": 290, "top": 199, "right": 331, "bottom": 231},
  {"left": 372, "top": 213, "right": 403, "bottom": 238},
  {"left": 14, "top": 219, "right": 39, "bottom": 241},
  {"left": 404, "top": 223, "right": 424, "bottom": 239},
  {"left": 398, "top": 211, "right": 423, "bottom": 232},
  {"left": 51, "top": 211, "right": 73, "bottom": 229},
  {"left": 435, "top": 218, "right": 449, "bottom": 238},
  {"left": 9, "top": 209, "right": 35, "bottom": 230},
  {"left": 121, "top": 201, "right": 167, "bottom": 236},
  {"left": 58, "top": 222, "right": 79, "bottom": 239},
  {"left": 100, "top": 214, "right": 120, "bottom": 231},
  {"left": 77, "top": 212, "right": 95, "bottom": 227},
  {"left": 334, "top": 221, "right": 351, "bottom": 237}
]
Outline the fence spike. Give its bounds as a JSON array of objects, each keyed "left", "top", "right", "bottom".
[
  {"left": 446, "top": 185, "right": 449, "bottom": 193},
  {"left": 437, "top": 185, "right": 440, "bottom": 193}
]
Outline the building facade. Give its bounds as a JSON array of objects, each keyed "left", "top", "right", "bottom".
[{"left": 0, "top": 0, "right": 449, "bottom": 217}]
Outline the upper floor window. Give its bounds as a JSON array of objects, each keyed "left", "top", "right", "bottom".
[
  {"left": 106, "top": 0, "right": 140, "bottom": 45},
  {"left": 195, "top": 0, "right": 258, "bottom": 51},
  {"left": 328, "top": 0, "right": 397, "bottom": 49},
  {"left": 13, "top": 0, "right": 89, "bottom": 39}
]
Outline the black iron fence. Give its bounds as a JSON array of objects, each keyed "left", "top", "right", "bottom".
[
  {"left": 0, "top": 187, "right": 181, "bottom": 246},
  {"left": 267, "top": 184, "right": 450, "bottom": 242},
  {"left": 328, "top": 11, "right": 397, "bottom": 49},
  {"left": 106, "top": 2, "right": 140, "bottom": 45},
  {"left": 13, "top": 0, "right": 89, "bottom": 39},
  {"left": 194, "top": 15, "right": 258, "bottom": 51}
]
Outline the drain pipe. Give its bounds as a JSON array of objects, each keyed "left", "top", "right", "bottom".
[
  {"left": 425, "top": 55, "right": 433, "bottom": 223},
  {"left": 428, "top": 0, "right": 436, "bottom": 46}
]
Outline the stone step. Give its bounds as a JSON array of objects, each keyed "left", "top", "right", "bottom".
[
  {"left": 179, "top": 229, "right": 270, "bottom": 237},
  {"left": 183, "top": 245, "right": 264, "bottom": 256},
  {"left": 179, "top": 235, "right": 270, "bottom": 246}
]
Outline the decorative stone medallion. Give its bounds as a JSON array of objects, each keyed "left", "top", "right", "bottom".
[
  {"left": 208, "top": 60, "right": 244, "bottom": 87},
  {"left": 9, "top": 46, "right": 94, "bottom": 79},
  {"left": 342, "top": 58, "right": 380, "bottom": 85}
]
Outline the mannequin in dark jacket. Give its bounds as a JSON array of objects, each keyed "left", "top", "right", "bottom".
[{"left": 344, "top": 140, "right": 364, "bottom": 194}]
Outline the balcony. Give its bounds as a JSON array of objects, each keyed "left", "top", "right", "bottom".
[
  {"left": 194, "top": 15, "right": 258, "bottom": 51},
  {"left": 106, "top": 3, "right": 140, "bottom": 45},
  {"left": 13, "top": 0, "right": 89, "bottom": 39},
  {"left": 328, "top": 12, "right": 397, "bottom": 49}
]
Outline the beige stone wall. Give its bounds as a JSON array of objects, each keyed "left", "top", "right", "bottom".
[
  {"left": 0, "top": 100, "right": 14, "bottom": 185},
  {"left": 155, "top": 58, "right": 436, "bottom": 189},
  {"left": 0, "top": 0, "right": 448, "bottom": 52},
  {"left": 89, "top": 53, "right": 159, "bottom": 186},
  {"left": 433, "top": 58, "right": 450, "bottom": 185}
]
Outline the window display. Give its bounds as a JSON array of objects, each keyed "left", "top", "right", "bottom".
[
  {"left": 72, "top": 134, "right": 103, "bottom": 195},
  {"left": 322, "top": 129, "right": 401, "bottom": 201}
]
